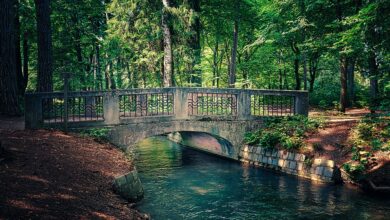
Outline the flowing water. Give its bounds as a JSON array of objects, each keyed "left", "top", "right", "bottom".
[{"left": 134, "top": 137, "right": 390, "bottom": 219}]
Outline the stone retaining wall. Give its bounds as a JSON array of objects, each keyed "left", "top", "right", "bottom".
[{"left": 239, "top": 145, "right": 340, "bottom": 183}]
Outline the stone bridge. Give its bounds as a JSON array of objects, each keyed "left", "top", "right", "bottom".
[{"left": 25, "top": 87, "right": 308, "bottom": 159}]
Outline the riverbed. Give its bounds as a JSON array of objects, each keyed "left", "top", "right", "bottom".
[{"left": 134, "top": 137, "right": 390, "bottom": 219}]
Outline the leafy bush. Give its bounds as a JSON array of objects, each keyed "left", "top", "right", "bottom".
[
  {"left": 258, "top": 131, "right": 284, "bottom": 149},
  {"left": 244, "top": 115, "right": 323, "bottom": 151},
  {"left": 281, "top": 136, "right": 302, "bottom": 150},
  {"left": 342, "top": 162, "right": 366, "bottom": 180},
  {"left": 356, "top": 123, "right": 374, "bottom": 141},
  {"left": 80, "top": 128, "right": 110, "bottom": 142}
]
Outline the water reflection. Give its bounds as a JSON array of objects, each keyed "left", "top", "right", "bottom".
[{"left": 134, "top": 137, "right": 390, "bottom": 219}]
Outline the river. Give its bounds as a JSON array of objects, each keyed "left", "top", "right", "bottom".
[{"left": 134, "top": 136, "right": 390, "bottom": 219}]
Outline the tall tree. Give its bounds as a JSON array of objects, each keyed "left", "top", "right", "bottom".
[
  {"left": 229, "top": 0, "right": 239, "bottom": 88},
  {"left": 0, "top": 0, "right": 21, "bottom": 115},
  {"left": 188, "top": 0, "right": 201, "bottom": 86},
  {"left": 34, "top": 0, "right": 53, "bottom": 92},
  {"left": 162, "top": 0, "right": 173, "bottom": 87}
]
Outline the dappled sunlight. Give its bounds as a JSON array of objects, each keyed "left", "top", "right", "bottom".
[
  {"left": 190, "top": 186, "right": 210, "bottom": 195},
  {"left": 0, "top": 129, "right": 138, "bottom": 219},
  {"left": 6, "top": 199, "right": 44, "bottom": 212},
  {"left": 20, "top": 175, "right": 50, "bottom": 185}
]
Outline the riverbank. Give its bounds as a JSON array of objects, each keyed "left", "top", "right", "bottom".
[{"left": 0, "top": 129, "right": 147, "bottom": 219}]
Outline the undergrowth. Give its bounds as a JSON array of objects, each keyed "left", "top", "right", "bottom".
[
  {"left": 244, "top": 115, "right": 324, "bottom": 151},
  {"left": 343, "top": 113, "right": 390, "bottom": 181},
  {"left": 79, "top": 128, "right": 110, "bottom": 142}
]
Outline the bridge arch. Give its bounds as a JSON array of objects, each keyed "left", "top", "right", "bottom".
[{"left": 107, "top": 120, "right": 264, "bottom": 159}]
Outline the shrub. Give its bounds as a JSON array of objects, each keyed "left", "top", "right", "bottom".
[
  {"left": 245, "top": 115, "right": 323, "bottom": 151},
  {"left": 282, "top": 136, "right": 302, "bottom": 150},
  {"left": 258, "top": 131, "right": 283, "bottom": 149},
  {"left": 357, "top": 123, "right": 374, "bottom": 141},
  {"left": 80, "top": 128, "right": 110, "bottom": 142},
  {"left": 244, "top": 132, "right": 260, "bottom": 145}
]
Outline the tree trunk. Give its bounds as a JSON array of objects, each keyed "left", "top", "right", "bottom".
[
  {"left": 162, "top": 0, "right": 173, "bottom": 87},
  {"left": 212, "top": 37, "right": 219, "bottom": 87},
  {"left": 14, "top": 1, "right": 24, "bottom": 95},
  {"left": 308, "top": 55, "right": 319, "bottom": 93},
  {"left": 189, "top": 0, "right": 201, "bottom": 86},
  {"left": 34, "top": 0, "right": 53, "bottom": 92},
  {"left": 95, "top": 45, "right": 102, "bottom": 90},
  {"left": 346, "top": 58, "right": 355, "bottom": 107},
  {"left": 229, "top": 6, "right": 239, "bottom": 88},
  {"left": 291, "top": 42, "right": 300, "bottom": 90},
  {"left": 339, "top": 57, "right": 348, "bottom": 112},
  {"left": 303, "top": 55, "right": 307, "bottom": 90},
  {"left": 105, "top": 60, "right": 111, "bottom": 90},
  {"left": 294, "top": 58, "right": 300, "bottom": 90},
  {"left": 0, "top": 0, "right": 21, "bottom": 115},
  {"left": 22, "top": 32, "right": 29, "bottom": 93},
  {"left": 368, "top": 52, "right": 379, "bottom": 113}
]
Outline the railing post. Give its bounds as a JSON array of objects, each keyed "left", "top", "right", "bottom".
[
  {"left": 237, "top": 90, "right": 251, "bottom": 120},
  {"left": 294, "top": 92, "right": 309, "bottom": 116},
  {"left": 103, "top": 91, "right": 120, "bottom": 125},
  {"left": 25, "top": 94, "right": 43, "bottom": 129},
  {"left": 174, "top": 88, "right": 189, "bottom": 120}
]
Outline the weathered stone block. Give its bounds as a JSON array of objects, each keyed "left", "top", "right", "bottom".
[
  {"left": 262, "top": 156, "right": 268, "bottom": 164},
  {"left": 256, "top": 147, "right": 262, "bottom": 154},
  {"left": 272, "top": 150, "right": 278, "bottom": 157},
  {"left": 315, "top": 166, "right": 324, "bottom": 175},
  {"left": 297, "top": 162, "right": 303, "bottom": 171},
  {"left": 314, "top": 159, "right": 325, "bottom": 166},
  {"left": 288, "top": 152, "right": 295, "bottom": 160},
  {"left": 272, "top": 158, "right": 278, "bottom": 166},
  {"left": 300, "top": 154, "right": 306, "bottom": 162},
  {"left": 265, "top": 150, "right": 271, "bottom": 157},
  {"left": 243, "top": 146, "right": 249, "bottom": 152},
  {"left": 257, "top": 155, "right": 263, "bottom": 162},
  {"left": 113, "top": 170, "right": 144, "bottom": 203},
  {"left": 289, "top": 161, "right": 297, "bottom": 170},
  {"left": 323, "top": 167, "right": 334, "bottom": 178},
  {"left": 278, "top": 159, "right": 285, "bottom": 167},
  {"left": 282, "top": 151, "right": 289, "bottom": 159},
  {"left": 326, "top": 160, "right": 335, "bottom": 168},
  {"left": 268, "top": 157, "right": 273, "bottom": 165},
  {"left": 278, "top": 150, "right": 284, "bottom": 158}
]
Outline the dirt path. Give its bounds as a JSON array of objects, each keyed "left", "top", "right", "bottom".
[
  {"left": 306, "top": 108, "right": 370, "bottom": 164},
  {"left": 0, "top": 129, "right": 146, "bottom": 219}
]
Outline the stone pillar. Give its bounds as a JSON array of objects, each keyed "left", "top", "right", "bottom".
[
  {"left": 294, "top": 92, "right": 309, "bottom": 116},
  {"left": 25, "top": 94, "right": 43, "bottom": 129},
  {"left": 237, "top": 91, "right": 251, "bottom": 120},
  {"left": 174, "top": 88, "right": 189, "bottom": 120},
  {"left": 103, "top": 92, "right": 120, "bottom": 125}
]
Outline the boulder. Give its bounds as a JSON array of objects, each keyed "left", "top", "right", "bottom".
[{"left": 113, "top": 170, "right": 144, "bottom": 203}]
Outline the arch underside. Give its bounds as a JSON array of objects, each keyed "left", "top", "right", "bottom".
[{"left": 108, "top": 120, "right": 263, "bottom": 159}]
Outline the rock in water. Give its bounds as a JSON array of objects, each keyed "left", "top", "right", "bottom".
[{"left": 113, "top": 170, "right": 144, "bottom": 202}]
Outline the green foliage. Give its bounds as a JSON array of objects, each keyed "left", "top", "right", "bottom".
[
  {"left": 342, "top": 162, "right": 366, "bottom": 180},
  {"left": 345, "top": 113, "right": 390, "bottom": 180},
  {"left": 244, "top": 115, "right": 322, "bottom": 151},
  {"left": 80, "top": 128, "right": 110, "bottom": 142},
  {"left": 258, "top": 131, "right": 284, "bottom": 149},
  {"left": 357, "top": 123, "right": 375, "bottom": 141},
  {"left": 15, "top": 0, "right": 389, "bottom": 115}
]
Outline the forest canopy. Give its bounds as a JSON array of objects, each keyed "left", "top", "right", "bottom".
[{"left": 0, "top": 0, "right": 389, "bottom": 115}]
